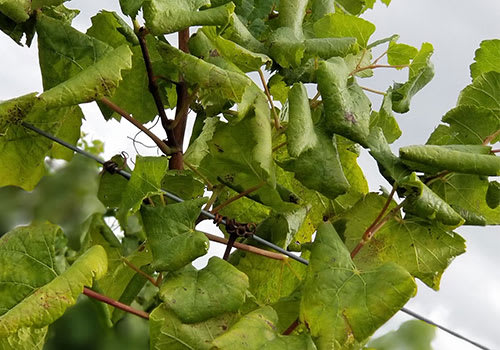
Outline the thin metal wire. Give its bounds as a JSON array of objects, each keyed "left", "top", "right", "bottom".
[
  {"left": 21, "top": 121, "right": 491, "bottom": 350},
  {"left": 400, "top": 308, "right": 491, "bottom": 350}
]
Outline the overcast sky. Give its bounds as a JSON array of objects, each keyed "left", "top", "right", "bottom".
[{"left": 1, "top": 1, "right": 499, "bottom": 349}]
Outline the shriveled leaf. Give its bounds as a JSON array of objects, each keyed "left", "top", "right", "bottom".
[
  {"left": 150, "top": 305, "right": 239, "bottom": 350},
  {"left": 157, "top": 42, "right": 252, "bottom": 102},
  {"left": 334, "top": 193, "right": 465, "bottom": 289},
  {"left": 313, "top": 12, "right": 375, "bottom": 49},
  {"left": 317, "top": 58, "right": 372, "bottom": 146},
  {"left": 392, "top": 43, "right": 434, "bottom": 113},
  {"left": 140, "top": 198, "right": 209, "bottom": 272},
  {"left": 369, "top": 89, "right": 401, "bottom": 144},
  {"left": 403, "top": 173, "right": 464, "bottom": 227},
  {"left": 430, "top": 173, "right": 500, "bottom": 225},
  {"left": 367, "top": 320, "right": 436, "bottom": 350},
  {"left": 159, "top": 257, "right": 248, "bottom": 323},
  {"left": 400, "top": 145, "right": 500, "bottom": 176},
  {"left": 117, "top": 156, "right": 169, "bottom": 225},
  {"left": 0, "top": 222, "right": 107, "bottom": 336},
  {"left": 212, "top": 306, "right": 316, "bottom": 350},
  {"left": 144, "top": 0, "right": 235, "bottom": 35},
  {"left": 470, "top": 39, "right": 500, "bottom": 80},
  {"left": 300, "top": 222, "right": 416, "bottom": 349}
]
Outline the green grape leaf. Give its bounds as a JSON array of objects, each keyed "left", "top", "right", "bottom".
[
  {"left": 313, "top": 12, "right": 375, "bottom": 49},
  {"left": 300, "top": 222, "right": 416, "bottom": 349},
  {"left": 80, "top": 214, "right": 152, "bottom": 322},
  {"left": 0, "top": 327, "right": 47, "bottom": 350},
  {"left": 470, "top": 39, "right": 500, "bottom": 80},
  {"left": 161, "top": 170, "right": 206, "bottom": 200},
  {"left": 317, "top": 58, "right": 372, "bottom": 146},
  {"left": 367, "top": 320, "right": 436, "bottom": 350},
  {"left": 230, "top": 250, "right": 307, "bottom": 304},
  {"left": 0, "top": 92, "right": 37, "bottom": 133},
  {"left": 159, "top": 257, "right": 249, "bottom": 323},
  {"left": 0, "top": 223, "right": 107, "bottom": 336},
  {"left": 157, "top": 41, "right": 252, "bottom": 103},
  {"left": 256, "top": 206, "right": 308, "bottom": 248},
  {"left": 222, "top": 12, "right": 267, "bottom": 54},
  {"left": 277, "top": 0, "right": 307, "bottom": 39},
  {"left": 150, "top": 305, "right": 239, "bottom": 350},
  {"left": 0, "top": 11, "right": 35, "bottom": 46},
  {"left": 0, "top": 0, "right": 30, "bottom": 23},
  {"left": 402, "top": 173, "right": 465, "bottom": 227},
  {"left": 267, "top": 27, "right": 305, "bottom": 68},
  {"left": 97, "top": 154, "right": 131, "bottom": 208},
  {"left": 0, "top": 106, "right": 80, "bottom": 190},
  {"left": 117, "top": 156, "right": 169, "bottom": 226},
  {"left": 303, "top": 37, "right": 357, "bottom": 60},
  {"left": 194, "top": 100, "right": 288, "bottom": 210},
  {"left": 387, "top": 42, "right": 418, "bottom": 66},
  {"left": 36, "top": 14, "right": 112, "bottom": 89},
  {"left": 369, "top": 89, "right": 402, "bottom": 144},
  {"left": 458, "top": 70, "right": 500, "bottom": 112},
  {"left": 281, "top": 132, "right": 350, "bottom": 200},
  {"left": 486, "top": 181, "right": 500, "bottom": 209},
  {"left": 430, "top": 173, "right": 500, "bottom": 225},
  {"left": 38, "top": 44, "right": 132, "bottom": 109},
  {"left": 333, "top": 193, "right": 466, "bottom": 289},
  {"left": 400, "top": 145, "right": 500, "bottom": 176},
  {"left": 268, "top": 74, "right": 290, "bottom": 104},
  {"left": 87, "top": 12, "right": 171, "bottom": 123},
  {"left": 427, "top": 105, "right": 500, "bottom": 145},
  {"left": 333, "top": 136, "right": 369, "bottom": 211},
  {"left": 140, "top": 198, "right": 209, "bottom": 272},
  {"left": 212, "top": 306, "right": 317, "bottom": 350},
  {"left": 199, "top": 26, "right": 271, "bottom": 73},
  {"left": 144, "top": 0, "right": 235, "bottom": 35},
  {"left": 119, "top": 0, "right": 143, "bottom": 18},
  {"left": 286, "top": 83, "right": 318, "bottom": 157},
  {"left": 392, "top": 43, "right": 434, "bottom": 113}
]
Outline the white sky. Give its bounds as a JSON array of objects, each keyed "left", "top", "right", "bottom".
[{"left": 1, "top": 1, "right": 499, "bottom": 349}]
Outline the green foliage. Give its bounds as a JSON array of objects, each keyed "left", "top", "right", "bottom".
[{"left": 0, "top": 0, "right": 498, "bottom": 348}]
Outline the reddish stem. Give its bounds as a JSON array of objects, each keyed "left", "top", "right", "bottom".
[
  {"left": 282, "top": 318, "right": 300, "bottom": 335},
  {"left": 83, "top": 287, "right": 149, "bottom": 320},
  {"left": 169, "top": 28, "right": 191, "bottom": 170},
  {"left": 350, "top": 187, "right": 397, "bottom": 259}
]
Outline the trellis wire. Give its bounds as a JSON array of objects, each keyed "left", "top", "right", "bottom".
[{"left": 21, "top": 121, "right": 491, "bottom": 350}]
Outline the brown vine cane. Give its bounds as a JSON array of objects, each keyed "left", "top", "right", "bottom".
[{"left": 213, "top": 213, "right": 256, "bottom": 260}]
